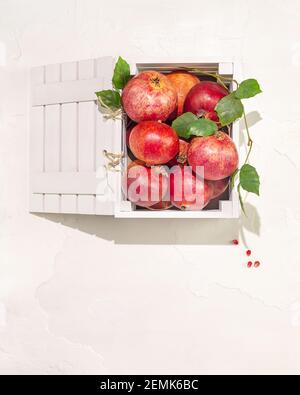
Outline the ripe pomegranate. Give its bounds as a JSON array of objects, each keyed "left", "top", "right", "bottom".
[
  {"left": 129, "top": 121, "right": 179, "bottom": 166},
  {"left": 167, "top": 72, "right": 200, "bottom": 117},
  {"left": 123, "top": 161, "right": 169, "bottom": 208},
  {"left": 122, "top": 71, "right": 177, "bottom": 122},
  {"left": 207, "top": 178, "right": 230, "bottom": 199},
  {"left": 126, "top": 122, "right": 136, "bottom": 148},
  {"left": 170, "top": 166, "right": 211, "bottom": 211},
  {"left": 188, "top": 132, "right": 239, "bottom": 181},
  {"left": 184, "top": 81, "right": 228, "bottom": 122}
]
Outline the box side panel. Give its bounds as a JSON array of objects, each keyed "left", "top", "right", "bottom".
[{"left": 30, "top": 57, "right": 116, "bottom": 216}]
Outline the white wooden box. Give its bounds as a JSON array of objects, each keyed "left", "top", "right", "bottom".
[{"left": 30, "top": 57, "right": 240, "bottom": 218}]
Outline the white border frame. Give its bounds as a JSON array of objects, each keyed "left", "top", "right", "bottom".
[{"left": 114, "top": 57, "right": 241, "bottom": 219}]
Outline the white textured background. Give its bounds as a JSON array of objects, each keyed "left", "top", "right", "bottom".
[{"left": 0, "top": 0, "right": 300, "bottom": 375}]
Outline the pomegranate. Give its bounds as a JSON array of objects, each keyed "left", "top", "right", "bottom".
[
  {"left": 207, "top": 178, "right": 230, "bottom": 199},
  {"left": 129, "top": 121, "right": 179, "bottom": 166},
  {"left": 188, "top": 132, "right": 239, "bottom": 181},
  {"left": 123, "top": 161, "right": 169, "bottom": 208},
  {"left": 167, "top": 72, "right": 200, "bottom": 117},
  {"left": 122, "top": 71, "right": 177, "bottom": 122},
  {"left": 126, "top": 122, "right": 136, "bottom": 148},
  {"left": 184, "top": 81, "right": 228, "bottom": 122},
  {"left": 170, "top": 166, "right": 211, "bottom": 211}
]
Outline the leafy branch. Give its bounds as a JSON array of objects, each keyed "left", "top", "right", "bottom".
[
  {"left": 174, "top": 69, "right": 262, "bottom": 215},
  {"left": 96, "top": 58, "right": 262, "bottom": 216},
  {"left": 95, "top": 56, "right": 131, "bottom": 120},
  {"left": 215, "top": 78, "right": 262, "bottom": 214}
]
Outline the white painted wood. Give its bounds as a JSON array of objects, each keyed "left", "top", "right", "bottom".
[
  {"left": 44, "top": 64, "right": 61, "bottom": 213},
  {"left": 29, "top": 194, "right": 44, "bottom": 213},
  {"left": 219, "top": 62, "right": 234, "bottom": 75},
  {"left": 32, "top": 172, "right": 102, "bottom": 195},
  {"left": 29, "top": 66, "right": 45, "bottom": 212},
  {"left": 44, "top": 105, "right": 60, "bottom": 172},
  {"left": 30, "top": 57, "right": 118, "bottom": 216},
  {"left": 60, "top": 62, "right": 78, "bottom": 213},
  {"left": 94, "top": 57, "right": 118, "bottom": 215},
  {"left": 77, "top": 60, "right": 97, "bottom": 214},
  {"left": 77, "top": 195, "right": 95, "bottom": 215},
  {"left": 78, "top": 101, "right": 95, "bottom": 172},
  {"left": 95, "top": 57, "right": 115, "bottom": 170},
  {"left": 60, "top": 195, "right": 78, "bottom": 215},
  {"left": 61, "top": 61, "right": 78, "bottom": 82},
  {"left": 32, "top": 78, "right": 105, "bottom": 106}
]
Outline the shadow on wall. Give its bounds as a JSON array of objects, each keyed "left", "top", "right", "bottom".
[
  {"left": 35, "top": 203, "right": 260, "bottom": 246},
  {"left": 239, "top": 111, "right": 262, "bottom": 147}
]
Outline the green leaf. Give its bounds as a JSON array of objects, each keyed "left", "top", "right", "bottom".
[
  {"left": 172, "top": 112, "right": 198, "bottom": 138},
  {"left": 187, "top": 119, "right": 217, "bottom": 137},
  {"left": 235, "top": 79, "right": 262, "bottom": 99},
  {"left": 112, "top": 56, "right": 131, "bottom": 90},
  {"left": 240, "top": 164, "right": 260, "bottom": 196},
  {"left": 96, "top": 90, "right": 121, "bottom": 111},
  {"left": 215, "top": 93, "right": 244, "bottom": 126}
]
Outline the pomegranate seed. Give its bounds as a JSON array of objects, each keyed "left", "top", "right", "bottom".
[
  {"left": 247, "top": 261, "right": 253, "bottom": 268},
  {"left": 246, "top": 250, "right": 252, "bottom": 256},
  {"left": 232, "top": 239, "right": 239, "bottom": 245},
  {"left": 254, "top": 261, "right": 261, "bottom": 268}
]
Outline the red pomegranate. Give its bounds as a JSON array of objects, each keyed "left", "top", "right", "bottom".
[
  {"left": 129, "top": 121, "right": 179, "bottom": 166},
  {"left": 122, "top": 71, "right": 177, "bottom": 122},
  {"left": 188, "top": 132, "right": 239, "bottom": 181},
  {"left": 184, "top": 81, "right": 228, "bottom": 122},
  {"left": 170, "top": 166, "right": 211, "bottom": 211},
  {"left": 126, "top": 122, "right": 136, "bottom": 148},
  {"left": 123, "top": 161, "right": 169, "bottom": 208},
  {"left": 207, "top": 178, "right": 230, "bottom": 200}
]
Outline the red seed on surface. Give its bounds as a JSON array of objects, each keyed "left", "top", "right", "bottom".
[
  {"left": 232, "top": 239, "right": 239, "bottom": 245},
  {"left": 246, "top": 250, "right": 252, "bottom": 257},
  {"left": 254, "top": 261, "right": 261, "bottom": 268},
  {"left": 247, "top": 262, "right": 253, "bottom": 268}
]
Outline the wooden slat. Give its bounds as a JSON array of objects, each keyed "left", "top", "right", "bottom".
[
  {"left": 77, "top": 60, "right": 97, "bottom": 214},
  {"left": 78, "top": 101, "right": 95, "bottom": 172},
  {"left": 95, "top": 57, "right": 116, "bottom": 215},
  {"left": 32, "top": 172, "right": 101, "bottom": 195},
  {"left": 60, "top": 195, "right": 77, "bottom": 215},
  {"left": 44, "top": 105, "right": 60, "bottom": 171},
  {"left": 95, "top": 57, "right": 115, "bottom": 170},
  {"left": 32, "top": 78, "right": 103, "bottom": 106},
  {"left": 60, "top": 61, "right": 78, "bottom": 213},
  {"left": 29, "top": 66, "right": 45, "bottom": 212},
  {"left": 44, "top": 64, "right": 61, "bottom": 213}
]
